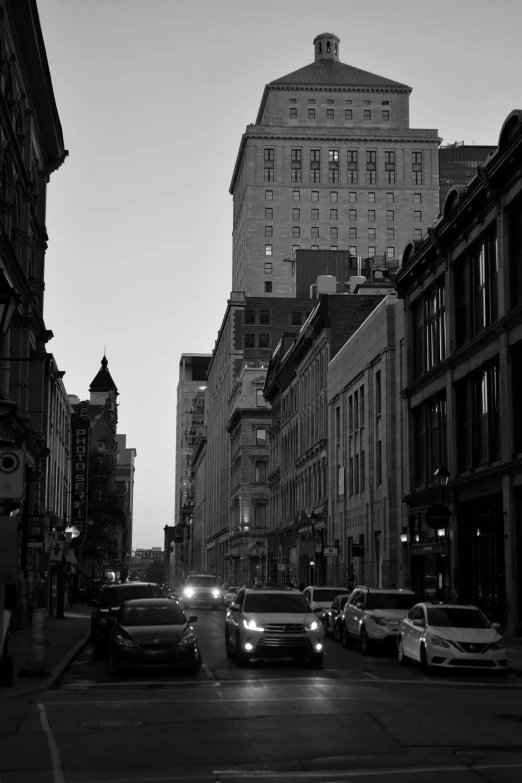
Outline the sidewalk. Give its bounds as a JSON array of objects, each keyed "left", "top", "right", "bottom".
[
  {"left": 506, "top": 637, "right": 522, "bottom": 676},
  {"left": 0, "top": 603, "right": 91, "bottom": 699}
]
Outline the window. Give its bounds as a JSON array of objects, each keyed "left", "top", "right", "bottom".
[
  {"left": 310, "top": 149, "right": 320, "bottom": 182},
  {"left": 414, "top": 210, "right": 422, "bottom": 222},
  {"left": 308, "top": 108, "right": 316, "bottom": 119},
  {"left": 455, "top": 232, "right": 498, "bottom": 346},
  {"left": 366, "top": 150, "right": 377, "bottom": 184},
  {"left": 345, "top": 109, "right": 353, "bottom": 120},
  {"left": 349, "top": 245, "right": 357, "bottom": 257},
  {"left": 289, "top": 108, "right": 297, "bottom": 119},
  {"left": 265, "top": 226, "right": 273, "bottom": 237},
  {"left": 329, "top": 149, "right": 339, "bottom": 163},
  {"left": 291, "top": 311, "right": 302, "bottom": 325},
  {"left": 368, "top": 246, "right": 376, "bottom": 257},
  {"left": 256, "top": 428, "right": 267, "bottom": 446},
  {"left": 256, "top": 390, "right": 267, "bottom": 408},
  {"left": 292, "top": 208, "right": 300, "bottom": 220},
  {"left": 292, "top": 190, "right": 300, "bottom": 201},
  {"left": 382, "top": 110, "right": 390, "bottom": 121},
  {"left": 263, "top": 167, "right": 274, "bottom": 181},
  {"left": 244, "top": 334, "right": 255, "bottom": 348},
  {"left": 329, "top": 170, "right": 339, "bottom": 183},
  {"left": 311, "top": 191, "right": 319, "bottom": 202},
  {"left": 330, "top": 245, "right": 338, "bottom": 251},
  {"left": 387, "top": 247, "right": 395, "bottom": 259},
  {"left": 349, "top": 227, "right": 357, "bottom": 239},
  {"left": 308, "top": 98, "right": 316, "bottom": 104},
  {"left": 412, "top": 151, "right": 423, "bottom": 185},
  {"left": 368, "top": 228, "right": 376, "bottom": 240},
  {"left": 330, "top": 191, "right": 338, "bottom": 202},
  {"left": 291, "top": 169, "right": 302, "bottom": 182},
  {"left": 254, "top": 503, "right": 266, "bottom": 528},
  {"left": 264, "top": 281, "right": 272, "bottom": 293},
  {"left": 264, "top": 262, "right": 272, "bottom": 274},
  {"left": 244, "top": 311, "right": 256, "bottom": 325},
  {"left": 367, "top": 192, "right": 375, "bottom": 203},
  {"left": 329, "top": 149, "right": 340, "bottom": 183},
  {"left": 385, "top": 150, "right": 395, "bottom": 185},
  {"left": 292, "top": 226, "right": 300, "bottom": 238},
  {"left": 264, "top": 148, "right": 274, "bottom": 162},
  {"left": 311, "top": 208, "right": 319, "bottom": 220},
  {"left": 259, "top": 334, "right": 270, "bottom": 349},
  {"left": 311, "top": 227, "right": 319, "bottom": 238},
  {"left": 327, "top": 109, "right": 334, "bottom": 119},
  {"left": 412, "top": 394, "right": 448, "bottom": 487},
  {"left": 289, "top": 98, "right": 297, "bottom": 103},
  {"left": 386, "top": 193, "right": 394, "bottom": 203},
  {"left": 387, "top": 210, "right": 394, "bottom": 222},
  {"left": 330, "top": 227, "right": 338, "bottom": 239},
  {"left": 255, "top": 461, "right": 267, "bottom": 482},
  {"left": 414, "top": 193, "right": 422, "bottom": 203},
  {"left": 456, "top": 362, "right": 501, "bottom": 470},
  {"left": 414, "top": 229, "right": 422, "bottom": 240},
  {"left": 413, "top": 280, "right": 446, "bottom": 376},
  {"left": 311, "top": 245, "right": 319, "bottom": 250},
  {"left": 349, "top": 191, "right": 357, "bottom": 202},
  {"left": 347, "top": 149, "right": 358, "bottom": 184},
  {"left": 292, "top": 244, "right": 300, "bottom": 254},
  {"left": 387, "top": 228, "right": 395, "bottom": 240},
  {"left": 265, "top": 244, "right": 272, "bottom": 256},
  {"left": 265, "top": 207, "right": 273, "bottom": 219},
  {"left": 345, "top": 99, "right": 353, "bottom": 105},
  {"left": 364, "top": 100, "right": 371, "bottom": 105},
  {"left": 364, "top": 110, "right": 372, "bottom": 120},
  {"left": 349, "top": 209, "right": 357, "bottom": 221},
  {"left": 291, "top": 148, "right": 302, "bottom": 183},
  {"left": 259, "top": 311, "right": 270, "bottom": 325},
  {"left": 330, "top": 209, "right": 338, "bottom": 220},
  {"left": 368, "top": 210, "right": 375, "bottom": 222},
  {"left": 264, "top": 148, "right": 275, "bottom": 182},
  {"left": 265, "top": 190, "right": 273, "bottom": 200}
]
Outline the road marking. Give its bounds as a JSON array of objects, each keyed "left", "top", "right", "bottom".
[
  {"left": 360, "top": 670, "right": 380, "bottom": 680},
  {"left": 59, "top": 679, "right": 221, "bottom": 689},
  {"left": 37, "top": 703, "right": 65, "bottom": 783},
  {"left": 202, "top": 663, "right": 216, "bottom": 679}
]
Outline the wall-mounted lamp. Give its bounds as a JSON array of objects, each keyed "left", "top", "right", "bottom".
[
  {"left": 414, "top": 534, "right": 420, "bottom": 543},
  {"left": 437, "top": 527, "right": 446, "bottom": 538},
  {"left": 477, "top": 528, "right": 481, "bottom": 537},
  {"left": 400, "top": 528, "right": 408, "bottom": 543},
  {"left": 309, "top": 560, "right": 315, "bottom": 566}
]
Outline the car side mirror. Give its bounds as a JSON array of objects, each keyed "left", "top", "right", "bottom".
[
  {"left": 189, "top": 615, "right": 198, "bottom": 623},
  {"left": 412, "top": 619, "right": 425, "bottom": 628}
]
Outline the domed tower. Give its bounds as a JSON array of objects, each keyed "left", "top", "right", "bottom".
[
  {"left": 89, "top": 355, "right": 118, "bottom": 408},
  {"left": 313, "top": 32, "right": 340, "bottom": 62}
]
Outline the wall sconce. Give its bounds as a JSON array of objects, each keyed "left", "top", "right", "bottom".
[
  {"left": 309, "top": 560, "right": 315, "bottom": 566},
  {"left": 437, "top": 527, "right": 446, "bottom": 538},
  {"left": 414, "top": 534, "right": 420, "bottom": 543},
  {"left": 400, "top": 528, "right": 408, "bottom": 543},
  {"left": 477, "top": 528, "right": 481, "bottom": 537}
]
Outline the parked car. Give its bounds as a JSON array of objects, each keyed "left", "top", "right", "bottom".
[
  {"left": 107, "top": 598, "right": 201, "bottom": 678},
  {"left": 397, "top": 602, "right": 507, "bottom": 673},
  {"left": 90, "top": 582, "right": 164, "bottom": 657},
  {"left": 340, "top": 587, "right": 419, "bottom": 654},
  {"left": 302, "top": 586, "right": 348, "bottom": 623},
  {"left": 323, "top": 594, "right": 351, "bottom": 638},
  {"left": 225, "top": 586, "right": 324, "bottom": 667},
  {"left": 223, "top": 585, "right": 240, "bottom": 607},
  {"left": 181, "top": 573, "right": 221, "bottom": 610}
]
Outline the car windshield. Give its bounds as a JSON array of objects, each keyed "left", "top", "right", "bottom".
[
  {"left": 313, "top": 589, "right": 346, "bottom": 602},
  {"left": 186, "top": 576, "right": 218, "bottom": 587},
  {"left": 366, "top": 593, "right": 419, "bottom": 611},
  {"left": 243, "top": 594, "right": 311, "bottom": 613},
  {"left": 123, "top": 603, "right": 186, "bottom": 626},
  {"left": 227, "top": 587, "right": 239, "bottom": 594},
  {"left": 427, "top": 607, "right": 491, "bottom": 629},
  {"left": 100, "top": 585, "right": 163, "bottom": 607}
]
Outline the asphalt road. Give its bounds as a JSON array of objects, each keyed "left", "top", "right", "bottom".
[{"left": 2, "top": 607, "right": 522, "bottom": 783}]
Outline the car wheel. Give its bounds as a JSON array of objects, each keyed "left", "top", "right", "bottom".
[
  {"left": 186, "top": 650, "right": 202, "bottom": 676},
  {"left": 107, "top": 651, "right": 121, "bottom": 678},
  {"left": 309, "top": 653, "right": 323, "bottom": 668},
  {"left": 225, "top": 629, "right": 234, "bottom": 660},
  {"left": 420, "top": 644, "right": 431, "bottom": 674},
  {"left": 341, "top": 624, "right": 351, "bottom": 649},
  {"left": 397, "top": 636, "right": 408, "bottom": 666},
  {"left": 333, "top": 622, "right": 341, "bottom": 642},
  {"left": 360, "top": 627, "right": 373, "bottom": 655}
]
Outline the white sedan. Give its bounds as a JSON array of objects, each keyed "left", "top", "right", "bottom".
[{"left": 398, "top": 603, "right": 507, "bottom": 672}]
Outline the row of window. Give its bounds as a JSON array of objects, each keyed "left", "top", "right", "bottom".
[
  {"left": 244, "top": 310, "right": 305, "bottom": 326},
  {"left": 244, "top": 334, "right": 271, "bottom": 349},
  {"left": 265, "top": 207, "right": 422, "bottom": 221},
  {"left": 290, "top": 98, "right": 390, "bottom": 106},
  {"left": 289, "top": 108, "right": 391, "bottom": 121},
  {"left": 279, "top": 245, "right": 397, "bottom": 259},
  {"left": 265, "top": 190, "right": 423, "bottom": 203},
  {"left": 279, "top": 227, "right": 399, "bottom": 240}
]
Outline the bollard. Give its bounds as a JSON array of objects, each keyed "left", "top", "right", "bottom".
[{"left": 19, "top": 607, "right": 51, "bottom": 678}]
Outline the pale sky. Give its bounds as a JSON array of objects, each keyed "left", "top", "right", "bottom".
[{"left": 37, "top": 0, "right": 522, "bottom": 549}]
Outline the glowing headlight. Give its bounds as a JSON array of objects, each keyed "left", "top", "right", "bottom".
[
  {"left": 212, "top": 589, "right": 220, "bottom": 598},
  {"left": 243, "top": 619, "right": 264, "bottom": 632},
  {"left": 184, "top": 587, "right": 194, "bottom": 598},
  {"left": 305, "top": 620, "right": 320, "bottom": 631},
  {"left": 430, "top": 635, "right": 452, "bottom": 648}
]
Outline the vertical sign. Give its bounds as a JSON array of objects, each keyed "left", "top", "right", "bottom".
[{"left": 71, "top": 407, "right": 90, "bottom": 536}]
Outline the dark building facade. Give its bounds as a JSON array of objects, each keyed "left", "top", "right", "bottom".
[{"left": 439, "top": 143, "right": 496, "bottom": 206}]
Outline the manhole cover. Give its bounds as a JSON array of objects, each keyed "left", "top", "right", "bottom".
[
  {"left": 496, "top": 714, "right": 522, "bottom": 723},
  {"left": 81, "top": 720, "right": 143, "bottom": 728}
]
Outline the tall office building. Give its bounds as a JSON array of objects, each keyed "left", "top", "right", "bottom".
[{"left": 230, "top": 32, "right": 441, "bottom": 297}]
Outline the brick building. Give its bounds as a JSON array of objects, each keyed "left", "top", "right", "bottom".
[{"left": 230, "top": 32, "right": 440, "bottom": 298}]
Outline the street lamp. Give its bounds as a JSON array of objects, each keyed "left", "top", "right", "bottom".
[{"left": 432, "top": 464, "right": 453, "bottom": 602}]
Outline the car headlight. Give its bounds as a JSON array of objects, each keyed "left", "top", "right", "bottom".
[
  {"left": 305, "top": 620, "right": 321, "bottom": 631},
  {"left": 429, "top": 635, "right": 452, "bottom": 649},
  {"left": 184, "top": 587, "right": 194, "bottom": 598},
  {"left": 243, "top": 619, "right": 264, "bottom": 632},
  {"left": 490, "top": 638, "right": 506, "bottom": 650},
  {"left": 367, "top": 614, "right": 386, "bottom": 626},
  {"left": 179, "top": 630, "right": 197, "bottom": 647},
  {"left": 115, "top": 634, "right": 133, "bottom": 648},
  {"left": 212, "top": 589, "right": 220, "bottom": 598}
]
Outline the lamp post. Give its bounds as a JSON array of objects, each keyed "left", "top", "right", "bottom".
[{"left": 432, "top": 464, "right": 454, "bottom": 602}]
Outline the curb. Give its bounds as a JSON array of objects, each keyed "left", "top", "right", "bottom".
[{"left": 0, "top": 630, "right": 90, "bottom": 700}]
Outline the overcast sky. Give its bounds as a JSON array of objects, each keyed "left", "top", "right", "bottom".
[{"left": 37, "top": 0, "right": 522, "bottom": 549}]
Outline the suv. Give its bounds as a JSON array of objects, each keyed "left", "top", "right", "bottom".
[
  {"left": 302, "top": 585, "right": 348, "bottom": 622},
  {"left": 225, "top": 586, "right": 324, "bottom": 667},
  {"left": 340, "top": 586, "right": 419, "bottom": 654},
  {"left": 181, "top": 573, "right": 221, "bottom": 610},
  {"left": 90, "top": 581, "right": 164, "bottom": 656}
]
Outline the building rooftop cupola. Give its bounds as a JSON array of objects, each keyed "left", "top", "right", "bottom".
[
  {"left": 89, "top": 354, "right": 119, "bottom": 400},
  {"left": 313, "top": 33, "right": 340, "bottom": 63}
]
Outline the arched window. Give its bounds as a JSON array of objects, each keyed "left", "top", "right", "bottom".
[{"left": 326, "top": 41, "right": 331, "bottom": 53}]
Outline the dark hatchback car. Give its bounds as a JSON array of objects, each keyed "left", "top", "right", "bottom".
[
  {"left": 107, "top": 598, "right": 201, "bottom": 678},
  {"left": 90, "top": 582, "right": 164, "bottom": 656}
]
